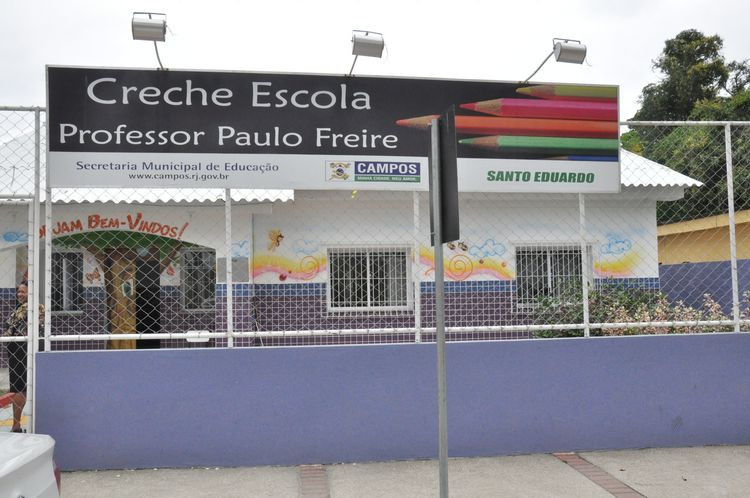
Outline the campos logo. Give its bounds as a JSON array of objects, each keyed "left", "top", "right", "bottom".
[
  {"left": 325, "top": 160, "right": 421, "bottom": 183},
  {"left": 326, "top": 161, "right": 352, "bottom": 181},
  {"left": 355, "top": 162, "right": 420, "bottom": 176}
]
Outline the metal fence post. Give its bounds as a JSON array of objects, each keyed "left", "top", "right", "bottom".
[
  {"left": 413, "top": 190, "right": 422, "bottom": 342},
  {"left": 724, "top": 124, "right": 741, "bottom": 332},
  {"left": 44, "top": 112, "right": 52, "bottom": 353},
  {"left": 225, "top": 188, "right": 234, "bottom": 347},
  {"left": 579, "top": 193, "right": 590, "bottom": 337},
  {"left": 26, "top": 201, "right": 35, "bottom": 433},
  {"left": 29, "top": 109, "right": 42, "bottom": 433}
]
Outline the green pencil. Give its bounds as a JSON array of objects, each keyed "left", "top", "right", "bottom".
[
  {"left": 460, "top": 135, "right": 619, "bottom": 155},
  {"left": 516, "top": 84, "right": 617, "bottom": 102}
]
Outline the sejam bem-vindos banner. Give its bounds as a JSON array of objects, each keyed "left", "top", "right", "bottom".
[{"left": 47, "top": 66, "right": 620, "bottom": 192}]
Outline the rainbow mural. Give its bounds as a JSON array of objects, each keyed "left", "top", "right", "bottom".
[
  {"left": 419, "top": 246, "right": 514, "bottom": 281},
  {"left": 252, "top": 253, "right": 326, "bottom": 282},
  {"left": 594, "top": 251, "right": 639, "bottom": 278}
]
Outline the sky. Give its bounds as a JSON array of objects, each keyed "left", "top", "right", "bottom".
[{"left": 1, "top": 0, "right": 748, "bottom": 121}]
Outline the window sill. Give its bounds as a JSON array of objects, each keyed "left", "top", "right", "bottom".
[{"left": 326, "top": 307, "right": 414, "bottom": 315}]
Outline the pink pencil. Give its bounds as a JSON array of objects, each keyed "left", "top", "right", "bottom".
[{"left": 460, "top": 98, "right": 617, "bottom": 121}]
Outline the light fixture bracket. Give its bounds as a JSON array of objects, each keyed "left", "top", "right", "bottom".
[
  {"left": 522, "top": 37, "right": 587, "bottom": 83},
  {"left": 348, "top": 30, "right": 385, "bottom": 76},
  {"left": 131, "top": 12, "right": 167, "bottom": 70}
]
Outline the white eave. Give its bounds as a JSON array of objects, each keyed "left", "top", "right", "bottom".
[{"left": 620, "top": 149, "right": 702, "bottom": 188}]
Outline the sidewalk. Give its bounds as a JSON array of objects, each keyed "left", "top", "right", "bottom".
[{"left": 60, "top": 445, "right": 750, "bottom": 497}]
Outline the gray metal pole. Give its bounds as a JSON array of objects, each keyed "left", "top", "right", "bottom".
[
  {"left": 578, "top": 194, "right": 590, "bottom": 337},
  {"left": 44, "top": 109, "right": 52, "bottom": 354},
  {"left": 225, "top": 188, "right": 234, "bottom": 347},
  {"left": 430, "top": 118, "right": 449, "bottom": 498},
  {"left": 413, "top": 190, "right": 422, "bottom": 342},
  {"left": 724, "top": 124, "right": 741, "bottom": 332},
  {"left": 30, "top": 109, "right": 42, "bottom": 433}
]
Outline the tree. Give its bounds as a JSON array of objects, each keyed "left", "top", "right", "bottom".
[
  {"left": 623, "top": 30, "right": 750, "bottom": 224},
  {"left": 632, "top": 30, "right": 730, "bottom": 121}
]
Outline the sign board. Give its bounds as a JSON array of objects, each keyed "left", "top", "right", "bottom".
[
  {"left": 47, "top": 66, "right": 619, "bottom": 193},
  {"left": 429, "top": 106, "right": 460, "bottom": 245}
]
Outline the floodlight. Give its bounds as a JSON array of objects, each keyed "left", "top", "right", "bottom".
[
  {"left": 553, "top": 40, "right": 587, "bottom": 64},
  {"left": 352, "top": 31, "right": 384, "bottom": 57},
  {"left": 523, "top": 38, "right": 587, "bottom": 83},
  {"left": 132, "top": 12, "right": 166, "bottom": 42},
  {"left": 132, "top": 12, "right": 167, "bottom": 70},
  {"left": 349, "top": 30, "right": 385, "bottom": 76}
]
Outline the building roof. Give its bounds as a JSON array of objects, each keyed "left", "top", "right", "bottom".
[
  {"left": 658, "top": 209, "right": 750, "bottom": 236},
  {"left": 620, "top": 149, "right": 702, "bottom": 188},
  {"left": 1, "top": 129, "right": 701, "bottom": 203}
]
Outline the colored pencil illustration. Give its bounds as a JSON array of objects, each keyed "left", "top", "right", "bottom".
[
  {"left": 459, "top": 135, "right": 619, "bottom": 155},
  {"left": 460, "top": 98, "right": 617, "bottom": 121},
  {"left": 396, "top": 114, "right": 618, "bottom": 139},
  {"left": 516, "top": 84, "right": 617, "bottom": 102},
  {"left": 546, "top": 155, "right": 619, "bottom": 161}
]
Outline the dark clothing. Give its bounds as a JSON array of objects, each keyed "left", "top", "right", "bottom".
[
  {"left": 7, "top": 342, "right": 27, "bottom": 393},
  {"left": 4, "top": 302, "right": 44, "bottom": 394}
]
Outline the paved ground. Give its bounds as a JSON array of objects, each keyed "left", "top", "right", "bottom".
[{"left": 61, "top": 445, "right": 750, "bottom": 497}]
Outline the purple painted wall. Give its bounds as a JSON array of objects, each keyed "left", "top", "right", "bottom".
[
  {"left": 660, "top": 259, "right": 750, "bottom": 314},
  {"left": 36, "top": 333, "right": 750, "bottom": 471}
]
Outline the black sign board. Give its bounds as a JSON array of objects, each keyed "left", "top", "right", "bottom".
[{"left": 430, "top": 106, "right": 460, "bottom": 245}]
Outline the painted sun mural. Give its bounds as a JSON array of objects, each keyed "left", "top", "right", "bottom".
[{"left": 420, "top": 239, "right": 514, "bottom": 281}]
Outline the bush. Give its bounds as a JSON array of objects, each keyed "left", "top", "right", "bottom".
[{"left": 531, "top": 282, "right": 735, "bottom": 338}]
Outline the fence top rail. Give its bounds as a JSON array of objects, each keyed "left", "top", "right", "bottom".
[
  {"left": 0, "top": 106, "right": 45, "bottom": 112},
  {"left": 622, "top": 120, "right": 750, "bottom": 127}
]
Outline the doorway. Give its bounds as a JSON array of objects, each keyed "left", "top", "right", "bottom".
[
  {"left": 104, "top": 246, "right": 163, "bottom": 349},
  {"left": 136, "top": 253, "right": 162, "bottom": 349}
]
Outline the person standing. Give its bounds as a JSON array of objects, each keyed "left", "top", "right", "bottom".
[{"left": 3, "top": 282, "right": 44, "bottom": 433}]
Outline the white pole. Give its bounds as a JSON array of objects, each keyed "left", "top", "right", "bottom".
[
  {"left": 724, "top": 124, "right": 741, "bottom": 332},
  {"left": 44, "top": 115, "right": 52, "bottom": 353},
  {"left": 430, "top": 118, "right": 449, "bottom": 498},
  {"left": 31, "top": 109, "right": 41, "bottom": 433},
  {"left": 413, "top": 190, "right": 422, "bottom": 342},
  {"left": 579, "top": 194, "right": 590, "bottom": 337},
  {"left": 225, "top": 189, "right": 234, "bottom": 347},
  {"left": 26, "top": 201, "right": 35, "bottom": 433}
]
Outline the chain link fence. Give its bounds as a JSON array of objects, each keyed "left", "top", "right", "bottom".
[
  {"left": 2, "top": 106, "right": 750, "bottom": 432},
  {"left": 1, "top": 107, "right": 41, "bottom": 434}
]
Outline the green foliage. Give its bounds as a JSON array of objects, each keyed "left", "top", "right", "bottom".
[
  {"left": 633, "top": 30, "right": 730, "bottom": 121},
  {"left": 690, "top": 89, "right": 750, "bottom": 120},
  {"left": 624, "top": 30, "right": 750, "bottom": 224},
  {"left": 532, "top": 282, "right": 734, "bottom": 338},
  {"left": 53, "top": 230, "right": 197, "bottom": 262},
  {"left": 620, "top": 130, "right": 643, "bottom": 154}
]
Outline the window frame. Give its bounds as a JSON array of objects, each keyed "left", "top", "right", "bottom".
[
  {"left": 514, "top": 243, "right": 593, "bottom": 308},
  {"left": 50, "top": 249, "right": 84, "bottom": 314},
  {"left": 326, "top": 245, "right": 413, "bottom": 313},
  {"left": 179, "top": 247, "right": 216, "bottom": 312}
]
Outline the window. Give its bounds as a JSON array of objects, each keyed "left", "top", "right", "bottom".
[
  {"left": 327, "top": 247, "right": 411, "bottom": 311},
  {"left": 181, "top": 249, "right": 216, "bottom": 311},
  {"left": 51, "top": 251, "right": 83, "bottom": 312},
  {"left": 516, "top": 245, "right": 590, "bottom": 306}
]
